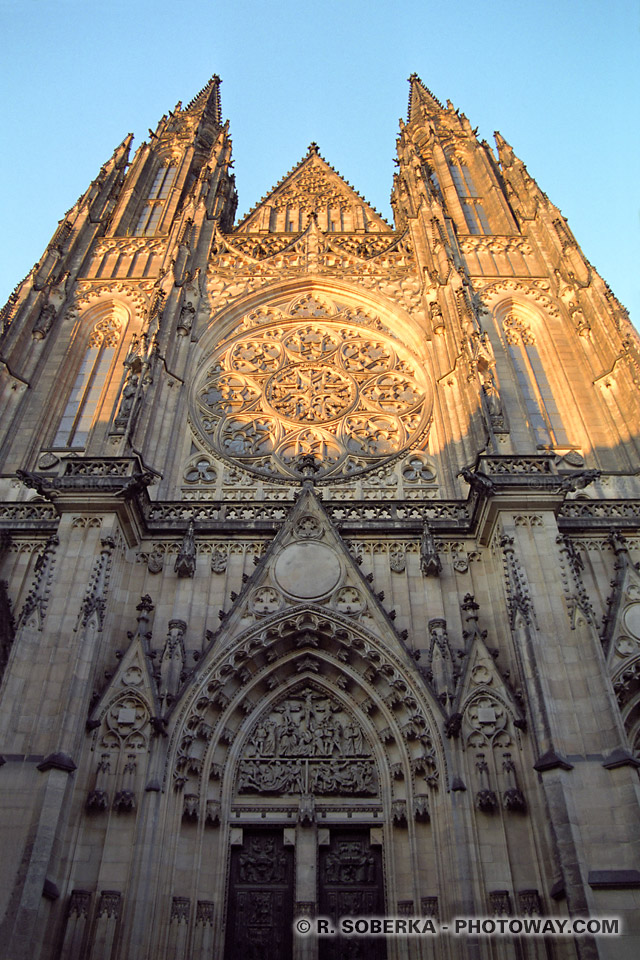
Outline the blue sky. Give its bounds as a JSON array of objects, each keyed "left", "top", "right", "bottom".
[{"left": 1, "top": 0, "right": 638, "bottom": 325}]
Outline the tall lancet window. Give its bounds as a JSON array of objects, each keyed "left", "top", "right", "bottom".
[
  {"left": 53, "top": 314, "right": 123, "bottom": 448},
  {"left": 134, "top": 163, "right": 177, "bottom": 236},
  {"left": 503, "top": 310, "right": 569, "bottom": 447},
  {"left": 448, "top": 159, "right": 491, "bottom": 235}
]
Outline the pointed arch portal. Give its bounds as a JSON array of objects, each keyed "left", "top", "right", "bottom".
[{"left": 166, "top": 598, "right": 443, "bottom": 959}]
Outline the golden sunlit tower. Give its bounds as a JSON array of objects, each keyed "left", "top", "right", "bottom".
[{"left": 0, "top": 74, "right": 639, "bottom": 960}]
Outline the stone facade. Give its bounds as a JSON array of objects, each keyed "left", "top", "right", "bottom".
[{"left": 0, "top": 74, "right": 639, "bottom": 959}]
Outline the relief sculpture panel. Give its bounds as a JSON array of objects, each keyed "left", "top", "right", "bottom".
[{"left": 236, "top": 689, "right": 377, "bottom": 797}]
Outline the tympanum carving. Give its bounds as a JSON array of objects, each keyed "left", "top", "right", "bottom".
[{"left": 235, "top": 689, "right": 377, "bottom": 797}]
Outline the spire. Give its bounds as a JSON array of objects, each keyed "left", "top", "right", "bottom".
[
  {"left": 184, "top": 74, "right": 222, "bottom": 125},
  {"left": 67, "top": 131, "right": 133, "bottom": 219},
  {"left": 407, "top": 73, "right": 445, "bottom": 123}
]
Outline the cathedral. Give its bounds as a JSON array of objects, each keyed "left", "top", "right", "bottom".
[{"left": 0, "top": 74, "right": 639, "bottom": 960}]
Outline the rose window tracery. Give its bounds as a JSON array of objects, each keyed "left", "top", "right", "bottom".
[
  {"left": 192, "top": 298, "right": 432, "bottom": 480},
  {"left": 266, "top": 365, "right": 356, "bottom": 422}
]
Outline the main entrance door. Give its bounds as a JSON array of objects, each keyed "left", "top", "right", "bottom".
[
  {"left": 225, "top": 830, "right": 294, "bottom": 960},
  {"left": 318, "top": 830, "right": 386, "bottom": 960}
]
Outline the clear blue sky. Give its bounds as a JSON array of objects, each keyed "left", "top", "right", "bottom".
[{"left": 1, "top": 0, "right": 638, "bottom": 326}]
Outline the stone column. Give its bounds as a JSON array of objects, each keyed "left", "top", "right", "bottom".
[{"left": 294, "top": 819, "right": 317, "bottom": 960}]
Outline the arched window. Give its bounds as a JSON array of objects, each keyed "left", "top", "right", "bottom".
[
  {"left": 53, "top": 314, "right": 123, "bottom": 448},
  {"left": 426, "top": 165, "right": 442, "bottom": 198},
  {"left": 449, "top": 162, "right": 477, "bottom": 197},
  {"left": 502, "top": 309, "right": 569, "bottom": 446},
  {"left": 133, "top": 163, "right": 177, "bottom": 236},
  {"left": 448, "top": 159, "right": 491, "bottom": 235}
]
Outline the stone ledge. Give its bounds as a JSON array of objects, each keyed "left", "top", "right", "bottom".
[
  {"left": 42, "top": 879, "right": 60, "bottom": 900},
  {"left": 602, "top": 748, "right": 640, "bottom": 770},
  {"left": 588, "top": 870, "right": 640, "bottom": 889},
  {"left": 37, "top": 752, "right": 77, "bottom": 773},
  {"left": 533, "top": 749, "right": 574, "bottom": 772}
]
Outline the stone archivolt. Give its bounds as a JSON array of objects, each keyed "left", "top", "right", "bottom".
[
  {"left": 192, "top": 298, "right": 431, "bottom": 480},
  {"left": 168, "top": 607, "right": 442, "bottom": 812}
]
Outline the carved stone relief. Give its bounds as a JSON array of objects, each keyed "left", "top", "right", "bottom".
[
  {"left": 466, "top": 696, "right": 508, "bottom": 739},
  {"left": 98, "top": 693, "right": 150, "bottom": 753},
  {"left": 236, "top": 688, "right": 377, "bottom": 797}
]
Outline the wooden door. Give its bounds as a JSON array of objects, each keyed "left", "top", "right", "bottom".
[
  {"left": 225, "top": 830, "right": 294, "bottom": 960},
  {"left": 318, "top": 830, "right": 386, "bottom": 960}
]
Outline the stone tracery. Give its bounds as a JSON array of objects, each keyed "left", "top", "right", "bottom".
[{"left": 192, "top": 295, "right": 432, "bottom": 480}]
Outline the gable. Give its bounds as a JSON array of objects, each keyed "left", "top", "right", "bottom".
[{"left": 237, "top": 148, "right": 391, "bottom": 233}]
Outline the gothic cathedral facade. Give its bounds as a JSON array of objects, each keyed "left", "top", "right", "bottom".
[{"left": 0, "top": 76, "right": 639, "bottom": 960}]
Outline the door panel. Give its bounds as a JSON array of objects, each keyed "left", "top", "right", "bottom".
[
  {"left": 318, "top": 830, "right": 386, "bottom": 960},
  {"left": 225, "top": 830, "right": 294, "bottom": 960}
]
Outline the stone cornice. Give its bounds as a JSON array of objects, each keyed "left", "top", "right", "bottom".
[{"left": 1, "top": 456, "right": 638, "bottom": 540}]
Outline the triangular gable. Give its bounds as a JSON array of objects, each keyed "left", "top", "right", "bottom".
[
  {"left": 237, "top": 146, "right": 391, "bottom": 232},
  {"left": 164, "top": 484, "right": 447, "bottom": 808},
  {"left": 205, "top": 484, "right": 405, "bottom": 653},
  {"left": 88, "top": 598, "right": 159, "bottom": 725},
  {"left": 447, "top": 613, "right": 525, "bottom": 747}
]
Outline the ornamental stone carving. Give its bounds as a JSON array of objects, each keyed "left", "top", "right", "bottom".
[
  {"left": 332, "top": 585, "right": 366, "bottom": 615},
  {"left": 97, "top": 890, "right": 121, "bottom": 920},
  {"left": 235, "top": 688, "right": 377, "bottom": 797},
  {"left": 192, "top": 300, "right": 432, "bottom": 480},
  {"left": 98, "top": 693, "right": 150, "bottom": 753},
  {"left": 249, "top": 586, "right": 284, "bottom": 616},
  {"left": 293, "top": 515, "right": 324, "bottom": 539},
  {"left": 466, "top": 696, "right": 507, "bottom": 739}
]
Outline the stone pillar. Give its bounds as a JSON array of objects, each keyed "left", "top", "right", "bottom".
[
  {"left": 89, "top": 890, "right": 121, "bottom": 960},
  {"left": 59, "top": 890, "right": 92, "bottom": 960},
  {"left": 166, "top": 896, "right": 191, "bottom": 959},
  {"left": 294, "top": 821, "right": 317, "bottom": 960},
  {"left": 193, "top": 900, "right": 215, "bottom": 959}
]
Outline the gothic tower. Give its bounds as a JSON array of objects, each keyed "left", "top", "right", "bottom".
[{"left": 0, "top": 74, "right": 639, "bottom": 960}]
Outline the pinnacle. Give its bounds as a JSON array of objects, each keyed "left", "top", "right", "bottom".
[
  {"left": 407, "top": 74, "right": 445, "bottom": 123},
  {"left": 184, "top": 74, "right": 222, "bottom": 124},
  {"left": 493, "top": 131, "right": 517, "bottom": 165},
  {"left": 307, "top": 142, "right": 320, "bottom": 155},
  {"left": 112, "top": 133, "right": 134, "bottom": 166}
]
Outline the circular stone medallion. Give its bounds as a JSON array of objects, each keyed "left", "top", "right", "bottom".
[{"left": 274, "top": 542, "right": 341, "bottom": 600}]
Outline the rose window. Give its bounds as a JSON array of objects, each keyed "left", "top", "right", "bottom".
[{"left": 192, "top": 300, "right": 432, "bottom": 481}]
